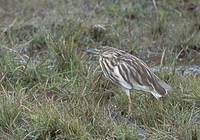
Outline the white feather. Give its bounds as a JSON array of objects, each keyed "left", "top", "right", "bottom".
[
  {"left": 159, "top": 80, "right": 172, "bottom": 92},
  {"left": 114, "top": 66, "right": 132, "bottom": 89}
]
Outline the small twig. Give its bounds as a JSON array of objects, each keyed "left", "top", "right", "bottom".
[
  {"left": 0, "top": 72, "right": 7, "bottom": 83},
  {"left": 175, "top": 48, "right": 184, "bottom": 60},
  {"left": 160, "top": 48, "right": 166, "bottom": 67},
  {"left": 152, "top": 0, "right": 158, "bottom": 11},
  {"left": 1, "top": 18, "right": 17, "bottom": 37}
]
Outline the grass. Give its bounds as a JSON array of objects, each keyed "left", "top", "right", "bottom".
[{"left": 0, "top": 0, "right": 200, "bottom": 139}]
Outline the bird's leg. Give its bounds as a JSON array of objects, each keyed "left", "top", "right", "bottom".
[
  {"left": 124, "top": 89, "right": 132, "bottom": 114},
  {"left": 128, "top": 94, "right": 132, "bottom": 114}
]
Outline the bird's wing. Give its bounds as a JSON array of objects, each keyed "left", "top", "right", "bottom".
[
  {"left": 99, "top": 56, "right": 133, "bottom": 90},
  {"left": 117, "top": 55, "right": 169, "bottom": 97}
]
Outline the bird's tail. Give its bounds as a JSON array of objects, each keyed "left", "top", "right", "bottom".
[
  {"left": 159, "top": 80, "right": 172, "bottom": 92},
  {"left": 151, "top": 80, "right": 171, "bottom": 100}
]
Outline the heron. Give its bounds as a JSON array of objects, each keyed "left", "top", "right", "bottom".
[{"left": 84, "top": 46, "right": 171, "bottom": 113}]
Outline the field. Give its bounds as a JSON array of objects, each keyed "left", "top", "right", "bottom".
[{"left": 0, "top": 0, "right": 200, "bottom": 139}]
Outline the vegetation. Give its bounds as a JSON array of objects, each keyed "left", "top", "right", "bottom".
[{"left": 0, "top": 0, "right": 200, "bottom": 139}]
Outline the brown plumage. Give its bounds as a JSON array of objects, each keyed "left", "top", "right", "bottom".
[{"left": 84, "top": 46, "right": 171, "bottom": 113}]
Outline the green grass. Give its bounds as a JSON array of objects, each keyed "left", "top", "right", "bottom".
[{"left": 0, "top": 0, "right": 200, "bottom": 139}]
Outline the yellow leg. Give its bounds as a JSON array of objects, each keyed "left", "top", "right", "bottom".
[
  {"left": 128, "top": 94, "right": 132, "bottom": 114},
  {"left": 124, "top": 89, "right": 132, "bottom": 114}
]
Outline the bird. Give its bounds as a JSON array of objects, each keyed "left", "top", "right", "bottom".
[{"left": 84, "top": 46, "right": 171, "bottom": 113}]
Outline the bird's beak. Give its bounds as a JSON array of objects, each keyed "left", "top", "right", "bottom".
[{"left": 82, "top": 48, "right": 98, "bottom": 54}]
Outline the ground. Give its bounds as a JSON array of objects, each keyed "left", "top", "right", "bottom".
[{"left": 0, "top": 0, "right": 200, "bottom": 139}]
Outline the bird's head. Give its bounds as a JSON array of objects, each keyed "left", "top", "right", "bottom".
[
  {"left": 82, "top": 48, "right": 101, "bottom": 55},
  {"left": 82, "top": 46, "right": 113, "bottom": 56}
]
